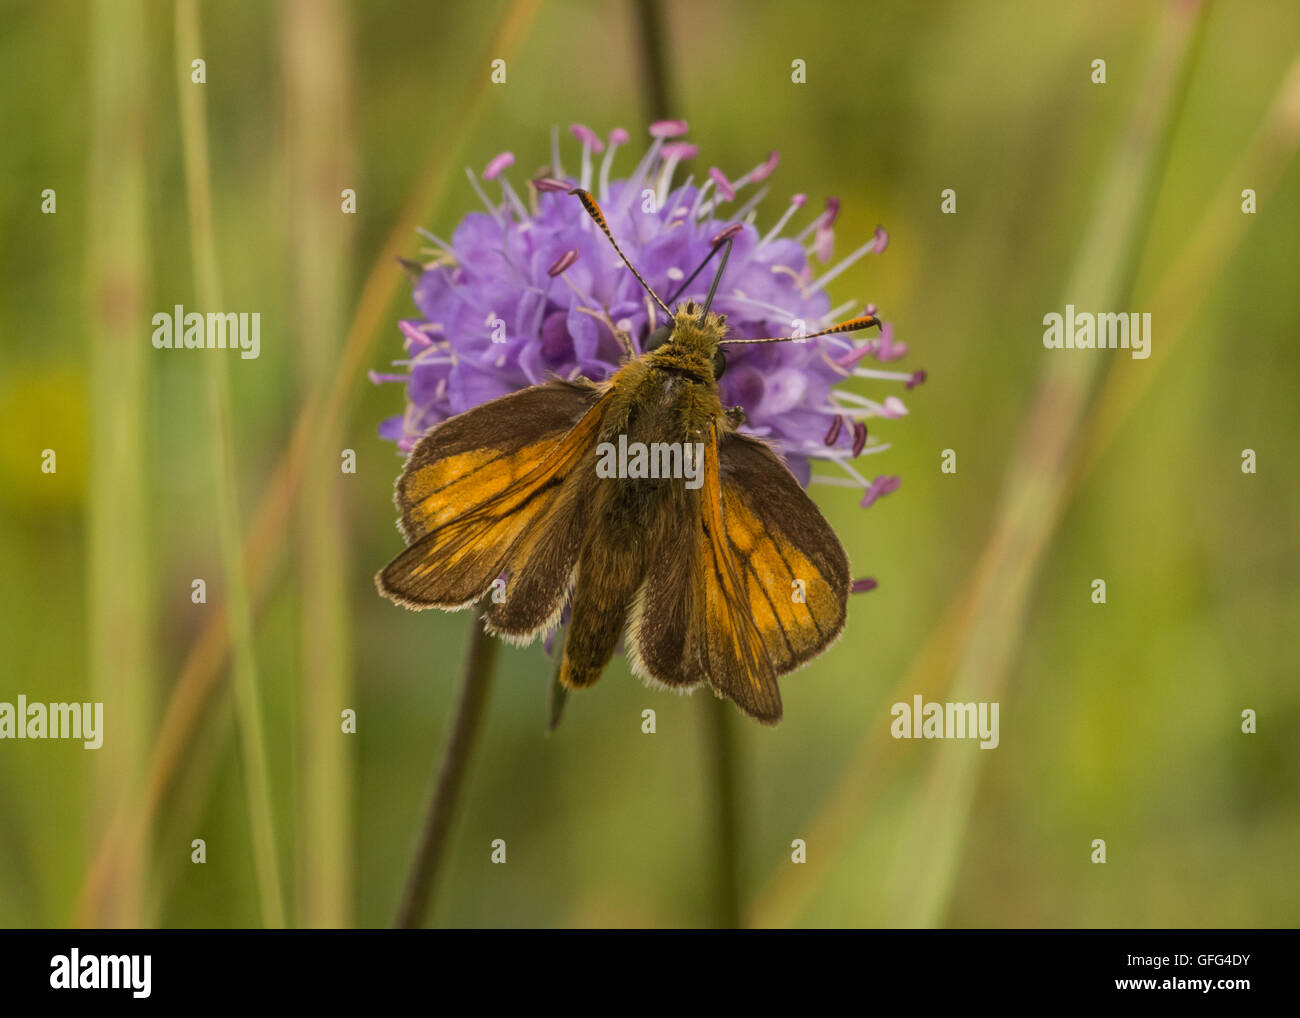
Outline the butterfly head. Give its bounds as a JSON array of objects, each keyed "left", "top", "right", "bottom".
[{"left": 644, "top": 303, "right": 730, "bottom": 379}]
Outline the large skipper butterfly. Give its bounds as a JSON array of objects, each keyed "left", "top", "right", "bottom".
[{"left": 378, "top": 189, "right": 880, "bottom": 723}]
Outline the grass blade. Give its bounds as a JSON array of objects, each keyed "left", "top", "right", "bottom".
[
  {"left": 85, "top": 0, "right": 154, "bottom": 928},
  {"left": 174, "top": 0, "right": 286, "bottom": 929},
  {"left": 282, "top": 0, "right": 356, "bottom": 930}
]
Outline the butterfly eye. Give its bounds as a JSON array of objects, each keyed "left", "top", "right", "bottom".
[
  {"left": 712, "top": 350, "right": 727, "bottom": 379},
  {"left": 645, "top": 325, "right": 673, "bottom": 351}
]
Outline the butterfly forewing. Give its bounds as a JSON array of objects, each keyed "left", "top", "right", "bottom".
[{"left": 378, "top": 379, "right": 605, "bottom": 624}]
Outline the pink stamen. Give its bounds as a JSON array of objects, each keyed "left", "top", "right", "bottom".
[
  {"left": 860, "top": 475, "right": 901, "bottom": 508},
  {"left": 649, "top": 118, "right": 689, "bottom": 138},
  {"left": 835, "top": 343, "right": 875, "bottom": 369},
  {"left": 750, "top": 151, "right": 780, "bottom": 182},
  {"left": 850, "top": 577, "right": 879, "bottom": 594},
  {"left": 851, "top": 421, "right": 868, "bottom": 457},
  {"left": 532, "top": 176, "right": 571, "bottom": 192},
  {"left": 815, "top": 223, "right": 835, "bottom": 263},
  {"left": 398, "top": 320, "right": 433, "bottom": 350},
  {"left": 548, "top": 249, "right": 579, "bottom": 276},
  {"left": 483, "top": 151, "right": 515, "bottom": 180},
  {"left": 906, "top": 369, "right": 927, "bottom": 390},
  {"left": 759, "top": 193, "right": 808, "bottom": 246},
  {"left": 711, "top": 222, "right": 745, "bottom": 245},
  {"left": 600, "top": 129, "right": 630, "bottom": 198},
  {"left": 874, "top": 321, "right": 908, "bottom": 362},
  {"left": 708, "top": 167, "right": 736, "bottom": 202},
  {"left": 824, "top": 414, "right": 844, "bottom": 445},
  {"left": 661, "top": 142, "right": 698, "bottom": 161},
  {"left": 569, "top": 123, "right": 605, "bottom": 152}
]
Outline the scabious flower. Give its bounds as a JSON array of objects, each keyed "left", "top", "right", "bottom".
[{"left": 373, "top": 121, "right": 922, "bottom": 517}]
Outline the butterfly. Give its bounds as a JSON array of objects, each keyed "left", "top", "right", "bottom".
[{"left": 377, "top": 188, "right": 880, "bottom": 723}]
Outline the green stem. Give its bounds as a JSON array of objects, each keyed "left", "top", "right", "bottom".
[
  {"left": 393, "top": 611, "right": 499, "bottom": 928},
  {"left": 87, "top": 0, "right": 153, "bottom": 928},
  {"left": 282, "top": 0, "right": 355, "bottom": 930},
  {"left": 704, "top": 697, "right": 741, "bottom": 927},
  {"left": 632, "top": 0, "right": 676, "bottom": 124}
]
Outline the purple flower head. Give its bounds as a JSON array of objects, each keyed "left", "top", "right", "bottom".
[{"left": 375, "top": 123, "right": 921, "bottom": 519}]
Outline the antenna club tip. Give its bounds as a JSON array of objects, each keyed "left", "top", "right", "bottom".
[{"left": 835, "top": 314, "right": 882, "bottom": 334}]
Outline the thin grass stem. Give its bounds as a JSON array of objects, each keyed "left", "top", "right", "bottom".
[{"left": 175, "top": 0, "right": 286, "bottom": 929}]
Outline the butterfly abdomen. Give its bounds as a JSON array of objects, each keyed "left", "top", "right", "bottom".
[
  {"left": 559, "top": 368, "right": 718, "bottom": 688},
  {"left": 561, "top": 481, "right": 655, "bottom": 686}
]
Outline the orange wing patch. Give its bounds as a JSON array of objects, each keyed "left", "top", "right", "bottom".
[
  {"left": 379, "top": 380, "right": 605, "bottom": 613},
  {"left": 698, "top": 423, "right": 783, "bottom": 723},
  {"left": 399, "top": 437, "right": 570, "bottom": 538},
  {"left": 720, "top": 487, "right": 842, "bottom": 670},
  {"left": 716, "top": 431, "right": 850, "bottom": 674}
]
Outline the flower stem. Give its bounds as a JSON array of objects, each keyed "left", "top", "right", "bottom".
[
  {"left": 632, "top": 0, "right": 675, "bottom": 126},
  {"left": 704, "top": 697, "right": 742, "bottom": 927},
  {"left": 393, "top": 611, "right": 499, "bottom": 928}
]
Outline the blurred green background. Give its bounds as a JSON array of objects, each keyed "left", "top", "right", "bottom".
[{"left": 2, "top": 0, "right": 1298, "bottom": 929}]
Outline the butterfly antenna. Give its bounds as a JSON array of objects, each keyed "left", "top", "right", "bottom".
[
  {"left": 700, "top": 237, "right": 733, "bottom": 320},
  {"left": 668, "top": 230, "right": 737, "bottom": 305},
  {"left": 569, "top": 188, "right": 671, "bottom": 317},
  {"left": 718, "top": 312, "right": 882, "bottom": 345}
]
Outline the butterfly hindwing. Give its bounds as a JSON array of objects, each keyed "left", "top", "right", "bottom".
[
  {"left": 716, "top": 430, "right": 851, "bottom": 673},
  {"left": 629, "top": 426, "right": 850, "bottom": 723},
  {"left": 629, "top": 423, "right": 781, "bottom": 721},
  {"left": 697, "top": 424, "right": 784, "bottom": 722}
]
